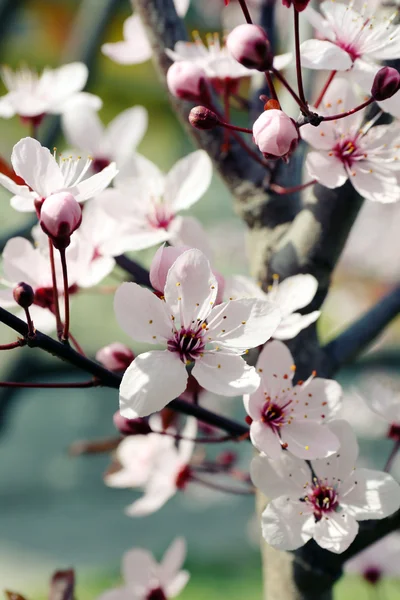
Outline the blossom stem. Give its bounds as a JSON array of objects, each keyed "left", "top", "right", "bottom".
[
  {"left": 48, "top": 239, "right": 63, "bottom": 339},
  {"left": 218, "top": 120, "right": 253, "bottom": 135},
  {"left": 24, "top": 307, "right": 35, "bottom": 338},
  {"left": 69, "top": 332, "right": 86, "bottom": 356},
  {"left": 321, "top": 98, "right": 373, "bottom": 122},
  {"left": 69, "top": 437, "right": 121, "bottom": 456},
  {"left": 156, "top": 430, "right": 247, "bottom": 444},
  {"left": 59, "top": 248, "right": 70, "bottom": 343},
  {"left": 272, "top": 68, "right": 310, "bottom": 114},
  {"left": 264, "top": 71, "right": 280, "bottom": 103},
  {"left": 0, "top": 340, "right": 26, "bottom": 350},
  {"left": 270, "top": 179, "right": 317, "bottom": 195},
  {"left": 191, "top": 473, "right": 255, "bottom": 495},
  {"left": 0, "top": 379, "right": 100, "bottom": 388},
  {"left": 237, "top": 0, "right": 253, "bottom": 23},
  {"left": 222, "top": 82, "right": 232, "bottom": 152},
  {"left": 314, "top": 70, "right": 337, "bottom": 109},
  {"left": 384, "top": 439, "right": 400, "bottom": 472},
  {"left": 293, "top": 9, "right": 307, "bottom": 107}
]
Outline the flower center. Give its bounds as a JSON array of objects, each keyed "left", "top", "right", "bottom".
[
  {"left": 34, "top": 287, "right": 55, "bottom": 310},
  {"left": 261, "top": 402, "right": 287, "bottom": 431},
  {"left": 167, "top": 327, "right": 206, "bottom": 364},
  {"left": 175, "top": 465, "right": 192, "bottom": 490},
  {"left": 335, "top": 39, "right": 361, "bottom": 62},
  {"left": 363, "top": 567, "right": 382, "bottom": 586},
  {"left": 146, "top": 587, "right": 167, "bottom": 600},
  {"left": 147, "top": 202, "right": 174, "bottom": 230},
  {"left": 306, "top": 483, "right": 339, "bottom": 522},
  {"left": 332, "top": 137, "right": 362, "bottom": 168},
  {"left": 92, "top": 157, "right": 110, "bottom": 174},
  {"left": 388, "top": 423, "right": 400, "bottom": 440}
]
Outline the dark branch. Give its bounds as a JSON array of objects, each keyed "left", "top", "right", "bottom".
[{"left": 115, "top": 254, "right": 151, "bottom": 286}]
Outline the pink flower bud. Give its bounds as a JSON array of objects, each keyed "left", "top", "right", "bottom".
[
  {"left": 371, "top": 67, "right": 400, "bottom": 101},
  {"left": 96, "top": 342, "right": 134, "bottom": 371},
  {"left": 167, "top": 61, "right": 211, "bottom": 104},
  {"left": 13, "top": 282, "right": 34, "bottom": 308},
  {"left": 253, "top": 109, "right": 299, "bottom": 160},
  {"left": 150, "top": 245, "right": 190, "bottom": 292},
  {"left": 40, "top": 192, "right": 82, "bottom": 249},
  {"left": 113, "top": 411, "right": 152, "bottom": 436},
  {"left": 282, "top": 0, "right": 311, "bottom": 11},
  {"left": 226, "top": 24, "right": 273, "bottom": 71},
  {"left": 189, "top": 106, "right": 219, "bottom": 130}
]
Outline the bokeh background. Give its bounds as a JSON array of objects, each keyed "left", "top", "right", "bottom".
[{"left": 1, "top": 1, "right": 400, "bottom": 598}]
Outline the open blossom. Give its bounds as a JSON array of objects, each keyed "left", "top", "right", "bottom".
[
  {"left": 61, "top": 104, "right": 148, "bottom": 172},
  {"left": 345, "top": 532, "right": 400, "bottom": 584},
  {"left": 225, "top": 273, "right": 320, "bottom": 340},
  {"left": 350, "top": 375, "right": 400, "bottom": 441},
  {"left": 114, "top": 249, "right": 281, "bottom": 418},
  {"left": 107, "top": 417, "right": 197, "bottom": 516},
  {"left": 301, "top": 79, "right": 400, "bottom": 203},
  {"left": 101, "top": 0, "right": 189, "bottom": 65},
  {"left": 244, "top": 341, "right": 342, "bottom": 459},
  {"left": 94, "top": 151, "right": 212, "bottom": 254},
  {"left": 252, "top": 420, "right": 400, "bottom": 553},
  {"left": 97, "top": 538, "right": 189, "bottom": 600},
  {"left": 0, "top": 137, "right": 117, "bottom": 212},
  {"left": 0, "top": 63, "right": 101, "bottom": 120}
]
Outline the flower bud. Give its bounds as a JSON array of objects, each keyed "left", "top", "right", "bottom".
[
  {"left": 13, "top": 282, "right": 34, "bottom": 308},
  {"left": 40, "top": 192, "right": 82, "bottom": 249},
  {"left": 150, "top": 245, "right": 190, "bottom": 292},
  {"left": 253, "top": 109, "right": 299, "bottom": 160},
  {"left": 371, "top": 67, "right": 400, "bottom": 101},
  {"left": 282, "top": 0, "right": 311, "bottom": 11},
  {"left": 96, "top": 342, "right": 134, "bottom": 371},
  {"left": 167, "top": 61, "right": 211, "bottom": 104},
  {"left": 189, "top": 106, "right": 219, "bottom": 130},
  {"left": 216, "top": 451, "right": 237, "bottom": 467},
  {"left": 113, "top": 411, "right": 152, "bottom": 436},
  {"left": 227, "top": 24, "right": 273, "bottom": 71}
]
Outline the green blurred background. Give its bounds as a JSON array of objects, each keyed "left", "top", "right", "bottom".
[{"left": 0, "top": 1, "right": 400, "bottom": 599}]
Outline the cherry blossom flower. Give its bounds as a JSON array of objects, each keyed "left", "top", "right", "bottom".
[
  {"left": 0, "top": 63, "right": 101, "bottom": 120},
  {"left": 345, "top": 532, "right": 400, "bottom": 584},
  {"left": 94, "top": 151, "right": 212, "bottom": 254},
  {"left": 225, "top": 273, "right": 320, "bottom": 340},
  {"left": 166, "top": 32, "right": 292, "bottom": 92},
  {"left": 61, "top": 104, "right": 148, "bottom": 172},
  {"left": 114, "top": 249, "right": 281, "bottom": 418},
  {"left": 0, "top": 137, "right": 117, "bottom": 212},
  {"left": 101, "top": 0, "right": 190, "bottom": 65},
  {"left": 300, "top": 1, "right": 400, "bottom": 78},
  {"left": 97, "top": 537, "right": 189, "bottom": 600},
  {"left": 301, "top": 79, "right": 400, "bottom": 203},
  {"left": 107, "top": 417, "right": 197, "bottom": 516},
  {"left": 252, "top": 420, "right": 400, "bottom": 553},
  {"left": 244, "top": 340, "right": 342, "bottom": 459}
]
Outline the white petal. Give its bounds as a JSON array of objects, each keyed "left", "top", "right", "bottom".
[
  {"left": 0, "top": 172, "right": 36, "bottom": 200},
  {"left": 349, "top": 164, "right": 399, "bottom": 204},
  {"left": 0, "top": 94, "right": 15, "bottom": 117},
  {"left": 119, "top": 351, "right": 188, "bottom": 418},
  {"left": 159, "top": 537, "right": 186, "bottom": 585},
  {"left": 255, "top": 340, "right": 295, "bottom": 399},
  {"left": 2, "top": 237, "right": 45, "bottom": 287},
  {"left": 273, "top": 311, "right": 320, "bottom": 340},
  {"left": 379, "top": 90, "right": 400, "bottom": 119},
  {"left": 96, "top": 588, "right": 132, "bottom": 600},
  {"left": 77, "top": 256, "right": 115, "bottom": 288},
  {"left": 10, "top": 194, "right": 36, "bottom": 212},
  {"left": 300, "top": 119, "right": 337, "bottom": 151},
  {"left": 174, "top": 0, "right": 190, "bottom": 16},
  {"left": 306, "top": 152, "right": 348, "bottom": 189},
  {"left": 105, "top": 106, "right": 148, "bottom": 165},
  {"left": 281, "top": 421, "right": 340, "bottom": 459},
  {"left": 164, "top": 150, "right": 213, "bottom": 212},
  {"left": 295, "top": 377, "right": 342, "bottom": 421},
  {"left": 206, "top": 299, "right": 281, "bottom": 351},
  {"left": 224, "top": 275, "right": 267, "bottom": 301},
  {"left": 122, "top": 548, "right": 156, "bottom": 586},
  {"left": 0, "top": 288, "right": 15, "bottom": 307},
  {"left": 261, "top": 497, "right": 314, "bottom": 551},
  {"left": 178, "top": 417, "right": 197, "bottom": 464},
  {"left": 11, "top": 137, "right": 63, "bottom": 198},
  {"left": 273, "top": 274, "right": 318, "bottom": 316},
  {"left": 312, "top": 420, "right": 359, "bottom": 483},
  {"left": 114, "top": 282, "right": 172, "bottom": 344},
  {"left": 250, "top": 421, "right": 283, "bottom": 459},
  {"left": 164, "top": 571, "right": 190, "bottom": 598},
  {"left": 272, "top": 52, "right": 293, "bottom": 71},
  {"left": 300, "top": 39, "right": 353, "bottom": 70},
  {"left": 115, "top": 152, "right": 165, "bottom": 197},
  {"left": 341, "top": 468, "right": 400, "bottom": 520},
  {"left": 61, "top": 105, "right": 104, "bottom": 156},
  {"left": 168, "top": 215, "right": 213, "bottom": 258},
  {"left": 73, "top": 161, "right": 118, "bottom": 201},
  {"left": 102, "top": 16, "right": 152, "bottom": 65},
  {"left": 44, "top": 62, "right": 88, "bottom": 106},
  {"left": 250, "top": 453, "right": 308, "bottom": 499},
  {"left": 164, "top": 248, "right": 217, "bottom": 327},
  {"left": 192, "top": 353, "right": 260, "bottom": 396},
  {"left": 313, "top": 511, "right": 359, "bottom": 553}
]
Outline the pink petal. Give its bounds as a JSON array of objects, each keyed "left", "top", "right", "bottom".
[
  {"left": 192, "top": 352, "right": 260, "bottom": 396},
  {"left": 261, "top": 496, "right": 314, "bottom": 551},
  {"left": 255, "top": 340, "right": 295, "bottom": 400},
  {"left": 250, "top": 420, "right": 283, "bottom": 459},
  {"left": 313, "top": 511, "right": 358, "bottom": 553},
  {"left": 300, "top": 39, "right": 353, "bottom": 70},
  {"left": 306, "top": 152, "right": 348, "bottom": 188},
  {"left": 280, "top": 421, "right": 340, "bottom": 459},
  {"left": 164, "top": 150, "right": 213, "bottom": 212}
]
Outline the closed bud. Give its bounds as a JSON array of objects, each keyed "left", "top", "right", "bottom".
[
  {"left": 216, "top": 451, "right": 237, "bottom": 467},
  {"left": 150, "top": 245, "right": 190, "bottom": 293},
  {"left": 227, "top": 24, "right": 273, "bottom": 71},
  {"left": 13, "top": 282, "right": 34, "bottom": 308},
  {"left": 282, "top": 0, "right": 311, "bottom": 11},
  {"left": 253, "top": 109, "right": 299, "bottom": 160},
  {"left": 167, "top": 61, "right": 211, "bottom": 104},
  {"left": 371, "top": 67, "right": 400, "bottom": 101},
  {"left": 113, "top": 411, "right": 152, "bottom": 436},
  {"left": 189, "top": 106, "right": 219, "bottom": 130},
  {"left": 40, "top": 192, "right": 82, "bottom": 249},
  {"left": 96, "top": 342, "right": 134, "bottom": 371}
]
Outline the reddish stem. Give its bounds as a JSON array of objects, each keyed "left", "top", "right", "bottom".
[
  {"left": 59, "top": 248, "right": 70, "bottom": 342},
  {"left": 314, "top": 70, "right": 337, "bottom": 109},
  {"left": 270, "top": 179, "right": 317, "bottom": 195},
  {"left": 321, "top": 98, "right": 373, "bottom": 122},
  {"left": 265, "top": 72, "right": 280, "bottom": 104},
  {"left": 237, "top": 0, "right": 253, "bottom": 23},
  {"left": 69, "top": 436, "right": 121, "bottom": 456},
  {"left": 48, "top": 239, "right": 62, "bottom": 339},
  {"left": 219, "top": 120, "right": 253, "bottom": 134},
  {"left": 222, "top": 81, "right": 232, "bottom": 152},
  {"left": 0, "top": 340, "right": 26, "bottom": 350},
  {"left": 24, "top": 307, "right": 35, "bottom": 337},
  {"left": 0, "top": 379, "right": 100, "bottom": 388},
  {"left": 272, "top": 68, "right": 310, "bottom": 114},
  {"left": 294, "top": 9, "right": 307, "bottom": 107},
  {"left": 191, "top": 473, "right": 255, "bottom": 495},
  {"left": 157, "top": 430, "right": 248, "bottom": 444}
]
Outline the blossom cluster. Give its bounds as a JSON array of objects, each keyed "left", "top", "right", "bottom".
[{"left": 3, "top": 0, "right": 400, "bottom": 595}]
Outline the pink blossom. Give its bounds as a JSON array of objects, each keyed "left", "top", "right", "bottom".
[
  {"left": 96, "top": 342, "right": 134, "bottom": 371},
  {"left": 39, "top": 192, "right": 82, "bottom": 249},
  {"left": 114, "top": 249, "right": 281, "bottom": 418},
  {"left": 96, "top": 537, "right": 189, "bottom": 600},
  {"left": 253, "top": 109, "right": 299, "bottom": 160},
  {"left": 226, "top": 24, "right": 273, "bottom": 71},
  {"left": 244, "top": 340, "right": 342, "bottom": 459},
  {"left": 345, "top": 532, "right": 400, "bottom": 583},
  {"left": 167, "top": 62, "right": 211, "bottom": 104}
]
